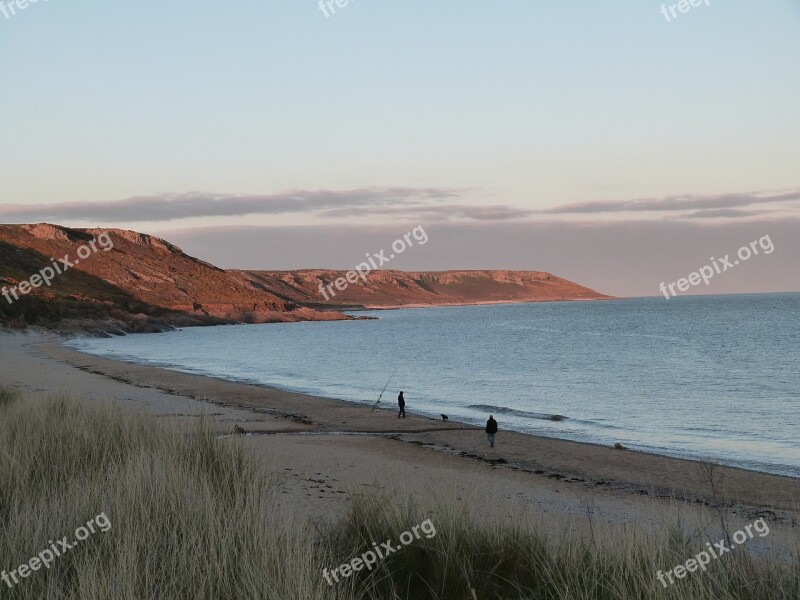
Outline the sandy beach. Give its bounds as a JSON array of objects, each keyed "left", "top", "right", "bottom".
[{"left": 1, "top": 328, "right": 797, "bottom": 554}]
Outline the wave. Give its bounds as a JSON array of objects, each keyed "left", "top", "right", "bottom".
[{"left": 467, "top": 404, "right": 568, "bottom": 422}]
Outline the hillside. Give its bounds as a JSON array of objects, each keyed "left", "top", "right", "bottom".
[
  {"left": 0, "top": 224, "right": 348, "bottom": 334},
  {"left": 0, "top": 224, "right": 611, "bottom": 335},
  {"left": 237, "top": 269, "right": 611, "bottom": 308}
]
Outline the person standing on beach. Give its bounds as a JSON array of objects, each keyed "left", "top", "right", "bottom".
[
  {"left": 486, "top": 415, "right": 498, "bottom": 447},
  {"left": 397, "top": 391, "right": 406, "bottom": 419}
]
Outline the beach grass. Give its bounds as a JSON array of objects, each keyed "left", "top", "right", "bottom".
[
  {"left": 0, "top": 386, "right": 796, "bottom": 600},
  {"left": 330, "top": 492, "right": 798, "bottom": 600}
]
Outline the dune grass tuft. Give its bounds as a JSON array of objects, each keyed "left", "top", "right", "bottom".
[{"left": 0, "top": 385, "right": 19, "bottom": 408}]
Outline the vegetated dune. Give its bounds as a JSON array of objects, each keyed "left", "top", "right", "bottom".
[
  {"left": 0, "top": 224, "right": 611, "bottom": 334},
  {"left": 237, "top": 269, "right": 612, "bottom": 308}
]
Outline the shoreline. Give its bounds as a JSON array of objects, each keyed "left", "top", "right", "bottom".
[
  {"left": 336, "top": 296, "right": 619, "bottom": 311},
  {"left": 2, "top": 329, "right": 797, "bottom": 551},
  {"left": 48, "top": 331, "right": 800, "bottom": 487},
  {"left": 62, "top": 323, "right": 798, "bottom": 482},
  {"left": 72, "top": 351, "right": 800, "bottom": 481}
]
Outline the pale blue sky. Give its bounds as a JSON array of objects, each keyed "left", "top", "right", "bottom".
[
  {"left": 1, "top": 1, "right": 798, "bottom": 295},
  {"left": 3, "top": 0, "right": 799, "bottom": 206}
]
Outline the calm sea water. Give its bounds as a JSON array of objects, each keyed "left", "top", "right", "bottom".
[{"left": 66, "top": 294, "right": 800, "bottom": 477}]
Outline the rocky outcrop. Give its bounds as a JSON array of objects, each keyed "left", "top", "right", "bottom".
[
  {"left": 21, "top": 223, "right": 75, "bottom": 242},
  {"left": 104, "top": 228, "right": 181, "bottom": 254}
]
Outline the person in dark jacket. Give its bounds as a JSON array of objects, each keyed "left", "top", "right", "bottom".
[
  {"left": 397, "top": 391, "right": 406, "bottom": 419},
  {"left": 485, "top": 415, "right": 498, "bottom": 447}
]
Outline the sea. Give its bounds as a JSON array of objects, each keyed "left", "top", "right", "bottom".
[{"left": 66, "top": 293, "right": 800, "bottom": 478}]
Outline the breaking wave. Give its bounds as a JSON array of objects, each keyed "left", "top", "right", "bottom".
[{"left": 468, "top": 404, "right": 568, "bottom": 422}]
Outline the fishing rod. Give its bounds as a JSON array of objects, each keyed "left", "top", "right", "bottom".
[{"left": 372, "top": 366, "right": 399, "bottom": 411}]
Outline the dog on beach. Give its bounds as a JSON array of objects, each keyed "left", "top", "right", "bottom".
[{"left": 441, "top": 414, "right": 449, "bottom": 422}]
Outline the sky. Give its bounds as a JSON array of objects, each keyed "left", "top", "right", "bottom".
[{"left": 1, "top": 0, "right": 799, "bottom": 297}]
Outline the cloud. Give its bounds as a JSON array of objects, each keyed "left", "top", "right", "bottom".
[
  {"left": 540, "top": 188, "right": 800, "bottom": 215},
  {"left": 317, "top": 203, "right": 533, "bottom": 221},
  {"left": 0, "top": 187, "right": 469, "bottom": 223},
  {"left": 680, "top": 208, "right": 771, "bottom": 219},
  {"left": 2, "top": 186, "right": 798, "bottom": 226}
]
